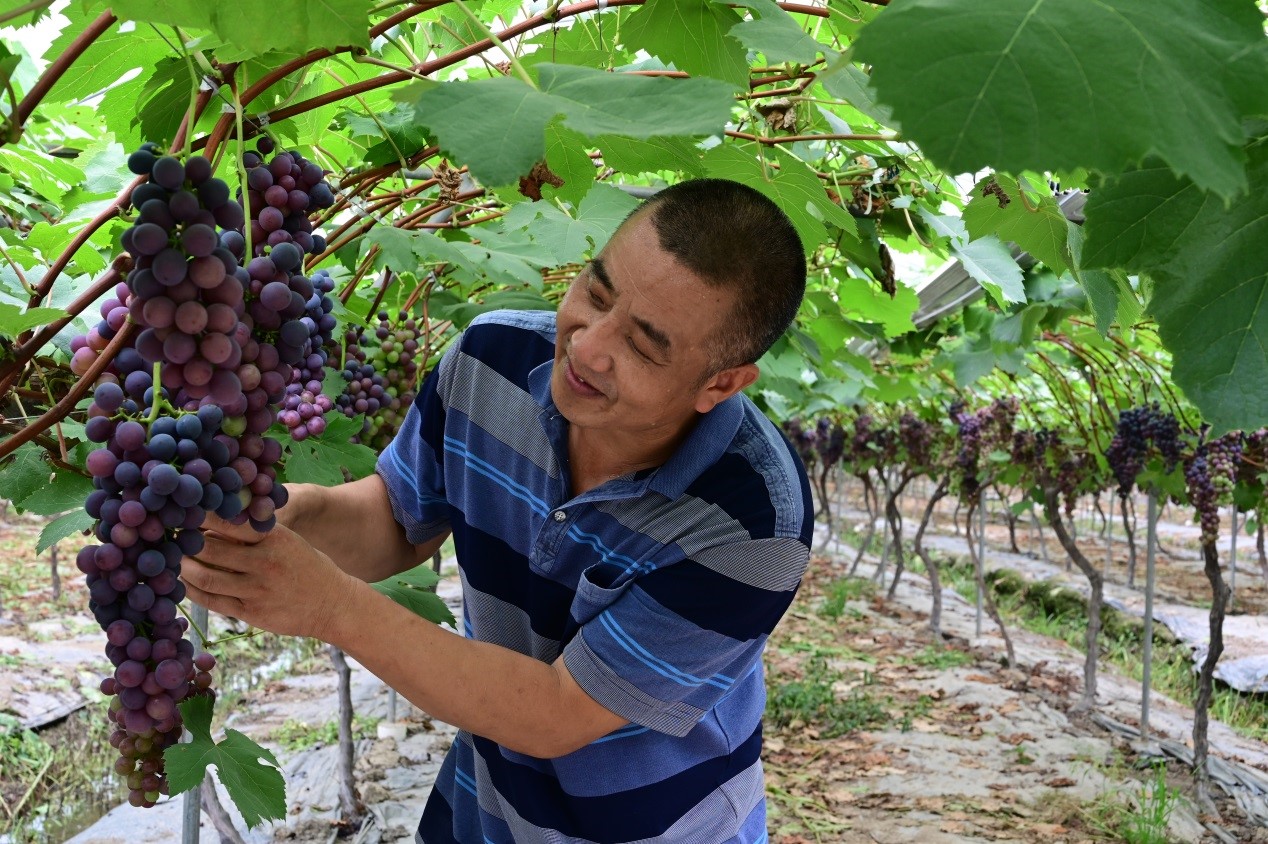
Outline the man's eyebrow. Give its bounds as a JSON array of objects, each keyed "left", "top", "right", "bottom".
[{"left": 586, "top": 259, "right": 672, "bottom": 356}]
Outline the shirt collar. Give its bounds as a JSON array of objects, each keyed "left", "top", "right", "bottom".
[{"left": 527, "top": 359, "right": 745, "bottom": 502}]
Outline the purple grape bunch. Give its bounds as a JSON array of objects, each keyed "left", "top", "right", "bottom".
[
  {"left": 236, "top": 139, "right": 337, "bottom": 440},
  {"left": 334, "top": 310, "right": 423, "bottom": 449},
  {"left": 1105, "top": 403, "right": 1182, "bottom": 496},
  {"left": 1184, "top": 431, "right": 1243, "bottom": 544}
]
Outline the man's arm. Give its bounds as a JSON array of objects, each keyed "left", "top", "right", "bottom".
[
  {"left": 278, "top": 474, "right": 449, "bottom": 583},
  {"left": 179, "top": 513, "right": 626, "bottom": 759}
]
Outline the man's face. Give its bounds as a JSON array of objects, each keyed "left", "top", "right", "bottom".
[{"left": 551, "top": 211, "right": 739, "bottom": 439}]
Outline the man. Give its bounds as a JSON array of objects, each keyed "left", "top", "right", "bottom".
[{"left": 182, "top": 178, "right": 813, "bottom": 843}]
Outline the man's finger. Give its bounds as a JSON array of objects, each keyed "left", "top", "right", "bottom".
[
  {"left": 182, "top": 554, "right": 243, "bottom": 594},
  {"left": 201, "top": 511, "right": 264, "bottom": 545},
  {"left": 180, "top": 577, "right": 245, "bottom": 620}
]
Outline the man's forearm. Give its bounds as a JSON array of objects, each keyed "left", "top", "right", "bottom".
[
  {"left": 279, "top": 474, "right": 444, "bottom": 583},
  {"left": 322, "top": 577, "right": 625, "bottom": 758}
]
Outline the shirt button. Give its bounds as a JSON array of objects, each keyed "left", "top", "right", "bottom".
[{"left": 552, "top": 510, "right": 567, "bottom": 522}]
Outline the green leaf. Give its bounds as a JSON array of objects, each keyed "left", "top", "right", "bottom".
[
  {"left": 0, "top": 444, "right": 49, "bottom": 507},
  {"left": 363, "top": 227, "right": 418, "bottom": 273},
  {"left": 135, "top": 57, "right": 196, "bottom": 149},
  {"left": 165, "top": 695, "right": 286, "bottom": 829},
  {"left": 43, "top": 19, "right": 168, "bottom": 104},
  {"left": 727, "top": 0, "right": 822, "bottom": 64},
  {"left": 596, "top": 135, "right": 705, "bottom": 177},
  {"left": 954, "top": 236, "right": 1026, "bottom": 308},
  {"left": 702, "top": 145, "right": 857, "bottom": 255},
  {"left": 541, "top": 120, "right": 595, "bottom": 206},
  {"left": 38, "top": 510, "right": 95, "bottom": 554},
  {"left": 281, "top": 415, "right": 378, "bottom": 484},
  {"left": 344, "top": 64, "right": 734, "bottom": 188},
  {"left": 1083, "top": 149, "right": 1268, "bottom": 433},
  {"left": 0, "top": 303, "right": 65, "bottom": 340},
  {"left": 620, "top": 0, "right": 749, "bottom": 89},
  {"left": 0, "top": 145, "right": 82, "bottom": 205},
  {"left": 371, "top": 565, "right": 455, "bottom": 627},
  {"left": 107, "top": 0, "right": 369, "bottom": 59},
  {"left": 962, "top": 175, "right": 1072, "bottom": 275},
  {"left": 816, "top": 53, "right": 896, "bottom": 127},
  {"left": 341, "top": 103, "right": 432, "bottom": 168},
  {"left": 852, "top": 0, "right": 1268, "bottom": 200},
  {"left": 17, "top": 470, "right": 94, "bottom": 516},
  {"left": 832, "top": 274, "right": 919, "bottom": 338}
]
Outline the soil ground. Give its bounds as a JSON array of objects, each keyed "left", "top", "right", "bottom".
[{"left": 2, "top": 486, "right": 1268, "bottom": 843}]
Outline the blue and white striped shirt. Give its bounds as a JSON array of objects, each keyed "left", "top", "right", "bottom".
[{"left": 376, "top": 311, "right": 812, "bottom": 844}]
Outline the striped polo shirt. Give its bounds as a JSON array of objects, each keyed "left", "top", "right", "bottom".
[{"left": 376, "top": 310, "right": 812, "bottom": 844}]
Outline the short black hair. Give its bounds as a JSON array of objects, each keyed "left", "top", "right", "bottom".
[{"left": 633, "top": 178, "right": 806, "bottom": 371}]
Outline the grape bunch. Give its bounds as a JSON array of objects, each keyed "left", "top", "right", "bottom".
[
  {"left": 897, "top": 411, "right": 935, "bottom": 471},
  {"left": 1104, "top": 403, "right": 1182, "bottom": 496},
  {"left": 1184, "top": 432, "right": 1243, "bottom": 543},
  {"left": 780, "top": 417, "right": 818, "bottom": 470},
  {"left": 334, "top": 310, "right": 423, "bottom": 449},
  {"left": 118, "top": 148, "right": 285, "bottom": 531},
  {"left": 277, "top": 270, "right": 337, "bottom": 441},
  {"left": 237, "top": 140, "right": 337, "bottom": 440},
  {"left": 948, "top": 397, "right": 1018, "bottom": 497},
  {"left": 813, "top": 418, "right": 845, "bottom": 469}
]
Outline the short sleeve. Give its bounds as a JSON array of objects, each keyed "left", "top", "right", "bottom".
[
  {"left": 374, "top": 339, "right": 462, "bottom": 544},
  {"left": 561, "top": 536, "right": 808, "bottom": 737}
]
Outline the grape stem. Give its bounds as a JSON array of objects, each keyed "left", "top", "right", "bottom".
[
  {"left": 232, "top": 68, "right": 253, "bottom": 262},
  {"left": 146, "top": 361, "right": 164, "bottom": 423}
]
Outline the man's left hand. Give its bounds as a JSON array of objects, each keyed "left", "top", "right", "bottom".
[{"left": 179, "top": 513, "right": 352, "bottom": 640}]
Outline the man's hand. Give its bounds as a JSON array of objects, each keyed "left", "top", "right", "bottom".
[{"left": 179, "top": 513, "right": 353, "bottom": 640}]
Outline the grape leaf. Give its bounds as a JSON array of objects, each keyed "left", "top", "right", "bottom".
[
  {"left": 832, "top": 274, "right": 919, "bottom": 338},
  {"left": 1082, "top": 149, "right": 1268, "bottom": 433},
  {"left": 816, "top": 53, "right": 895, "bottom": 127},
  {"left": 282, "top": 414, "right": 378, "bottom": 484},
  {"left": 620, "top": 0, "right": 749, "bottom": 89},
  {"left": 135, "top": 57, "right": 196, "bottom": 149},
  {"left": 962, "top": 175, "right": 1072, "bottom": 275},
  {"left": 16, "top": 470, "right": 94, "bottom": 516},
  {"left": 410, "top": 65, "right": 734, "bottom": 187},
  {"left": 727, "top": 0, "right": 823, "bottom": 64},
  {"left": 0, "top": 303, "right": 66, "bottom": 339},
  {"left": 37, "top": 510, "right": 94, "bottom": 554},
  {"left": 954, "top": 237, "right": 1026, "bottom": 308},
  {"left": 43, "top": 18, "right": 168, "bottom": 104},
  {"left": 852, "top": 0, "right": 1268, "bottom": 200},
  {"left": 702, "top": 145, "right": 857, "bottom": 255},
  {"left": 372, "top": 564, "right": 455, "bottom": 627},
  {"left": 0, "top": 444, "right": 50, "bottom": 507},
  {"left": 918, "top": 209, "right": 1025, "bottom": 307},
  {"left": 542, "top": 120, "right": 595, "bottom": 206},
  {"left": 596, "top": 135, "right": 705, "bottom": 177},
  {"left": 165, "top": 695, "right": 286, "bottom": 829}
]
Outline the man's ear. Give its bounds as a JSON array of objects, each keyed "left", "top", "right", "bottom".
[{"left": 694, "top": 363, "right": 760, "bottom": 413}]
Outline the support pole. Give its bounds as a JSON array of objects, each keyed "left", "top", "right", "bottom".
[
  {"left": 1141, "top": 491, "right": 1158, "bottom": 741},
  {"left": 976, "top": 489, "right": 985, "bottom": 638},
  {"left": 1230, "top": 508, "right": 1238, "bottom": 609},
  {"left": 182, "top": 602, "right": 209, "bottom": 843}
]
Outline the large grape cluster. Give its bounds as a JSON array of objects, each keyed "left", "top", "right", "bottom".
[
  {"left": 1105, "top": 403, "right": 1182, "bottom": 496},
  {"left": 1184, "top": 432, "right": 1243, "bottom": 543},
  {"left": 948, "top": 397, "right": 1018, "bottom": 497},
  {"left": 897, "top": 411, "right": 935, "bottom": 471},
  {"left": 334, "top": 311, "right": 423, "bottom": 449}
]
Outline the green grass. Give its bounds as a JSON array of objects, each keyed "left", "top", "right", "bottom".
[
  {"left": 766, "top": 655, "right": 891, "bottom": 738},
  {"left": 270, "top": 713, "right": 380, "bottom": 751},
  {"left": 818, "top": 576, "right": 876, "bottom": 620}
]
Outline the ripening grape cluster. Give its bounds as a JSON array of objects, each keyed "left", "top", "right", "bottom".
[
  {"left": 814, "top": 417, "right": 845, "bottom": 468},
  {"left": 1185, "top": 432, "right": 1243, "bottom": 543},
  {"left": 780, "top": 417, "right": 818, "bottom": 470},
  {"left": 1105, "top": 403, "right": 1182, "bottom": 496},
  {"left": 237, "top": 139, "right": 337, "bottom": 440},
  {"left": 948, "top": 398, "right": 1018, "bottom": 497},
  {"left": 897, "top": 411, "right": 935, "bottom": 470},
  {"left": 334, "top": 310, "right": 423, "bottom": 449},
  {"left": 69, "top": 140, "right": 335, "bottom": 808}
]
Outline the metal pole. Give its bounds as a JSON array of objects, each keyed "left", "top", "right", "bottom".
[
  {"left": 182, "top": 602, "right": 209, "bottom": 843},
  {"left": 1141, "top": 491, "right": 1158, "bottom": 740},
  {"left": 1230, "top": 508, "right": 1238, "bottom": 607},
  {"left": 976, "top": 489, "right": 985, "bottom": 637},
  {"left": 1105, "top": 499, "right": 1114, "bottom": 574}
]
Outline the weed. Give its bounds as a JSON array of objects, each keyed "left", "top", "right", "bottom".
[
  {"left": 818, "top": 576, "right": 875, "bottom": 619},
  {"left": 269, "top": 713, "right": 379, "bottom": 751},
  {"left": 907, "top": 644, "right": 974, "bottom": 670},
  {"left": 766, "top": 655, "right": 890, "bottom": 738}
]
